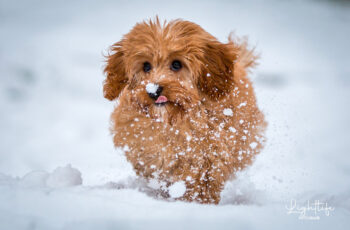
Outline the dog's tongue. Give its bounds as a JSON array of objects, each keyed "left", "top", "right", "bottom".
[{"left": 155, "top": 95, "right": 168, "bottom": 104}]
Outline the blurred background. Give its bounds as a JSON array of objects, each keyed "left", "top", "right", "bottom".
[{"left": 0, "top": 0, "right": 350, "bottom": 228}]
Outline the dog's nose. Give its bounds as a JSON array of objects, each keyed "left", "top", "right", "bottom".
[{"left": 146, "top": 83, "right": 163, "bottom": 100}]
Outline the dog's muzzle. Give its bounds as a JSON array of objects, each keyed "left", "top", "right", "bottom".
[{"left": 146, "top": 83, "right": 168, "bottom": 105}]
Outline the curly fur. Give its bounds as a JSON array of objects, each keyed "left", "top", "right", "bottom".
[{"left": 103, "top": 18, "right": 266, "bottom": 204}]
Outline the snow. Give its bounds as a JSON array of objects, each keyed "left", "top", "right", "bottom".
[
  {"left": 19, "top": 171, "right": 49, "bottom": 188},
  {"left": 168, "top": 181, "right": 187, "bottom": 198},
  {"left": 1, "top": 0, "right": 350, "bottom": 229},
  {"left": 229, "top": 127, "right": 237, "bottom": 133},
  {"left": 146, "top": 83, "right": 158, "bottom": 94},
  {"left": 4, "top": 165, "right": 82, "bottom": 189},
  {"left": 249, "top": 142, "right": 258, "bottom": 149},
  {"left": 46, "top": 164, "right": 82, "bottom": 188},
  {"left": 223, "top": 108, "right": 233, "bottom": 116},
  {"left": 238, "top": 102, "right": 247, "bottom": 108}
]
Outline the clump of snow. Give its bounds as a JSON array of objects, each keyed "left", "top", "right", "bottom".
[
  {"left": 3, "top": 165, "right": 83, "bottom": 189},
  {"left": 238, "top": 102, "right": 247, "bottom": 108},
  {"left": 19, "top": 170, "right": 49, "bottom": 188},
  {"left": 206, "top": 73, "right": 211, "bottom": 77},
  {"left": 123, "top": 145, "right": 130, "bottom": 152},
  {"left": 223, "top": 108, "right": 233, "bottom": 116},
  {"left": 146, "top": 83, "right": 158, "bottom": 94},
  {"left": 46, "top": 164, "right": 82, "bottom": 188},
  {"left": 250, "top": 142, "right": 258, "bottom": 149},
  {"left": 168, "top": 181, "right": 186, "bottom": 198},
  {"left": 229, "top": 127, "right": 237, "bottom": 133},
  {"left": 147, "top": 178, "right": 162, "bottom": 190}
]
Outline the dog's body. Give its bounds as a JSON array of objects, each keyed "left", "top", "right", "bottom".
[{"left": 104, "top": 18, "right": 266, "bottom": 204}]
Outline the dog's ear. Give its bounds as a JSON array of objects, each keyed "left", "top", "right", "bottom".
[
  {"left": 197, "top": 40, "right": 238, "bottom": 100},
  {"left": 103, "top": 42, "right": 128, "bottom": 100}
]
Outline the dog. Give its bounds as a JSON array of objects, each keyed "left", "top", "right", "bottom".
[{"left": 103, "top": 18, "right": 266, "bottom": 204}]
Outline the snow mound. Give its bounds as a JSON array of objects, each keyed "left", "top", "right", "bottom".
[
  {"left": 14, "top": 165, "right": 83, "bottom": 189},
  {"left": 20, "top": 170, "right": 49, "bottom": 188},
  {"left": 169, "top": 181, "right": 186, "bottom": 198},
  {"left": 46, "top": 164, "right": 83, "bottom": 188}
]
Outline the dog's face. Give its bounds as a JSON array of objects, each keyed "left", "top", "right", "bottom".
[{"left": 104, "top": 19, "right": 238, "bottom": 122}]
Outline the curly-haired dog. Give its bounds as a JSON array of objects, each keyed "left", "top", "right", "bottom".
[{"left": 103, "top": 18, "right": 266, "bottom": 204}]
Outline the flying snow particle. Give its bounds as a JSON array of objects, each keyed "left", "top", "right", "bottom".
[
  {"left": 146, "top": 83, "right": 158, "bottom": 94},
  {"left": 223, "top": 108, "right": 233, "bottom": 116},
  {"left": 169, "top": 181, "right": 186, "bottom": 198},
  {"left": 206, "top": 73, "right": 211, "bottom": 77}
]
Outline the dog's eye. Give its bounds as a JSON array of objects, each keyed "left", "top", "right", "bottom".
[
  {"left": 170, "top": 60, "right": 182, "bottom": 71},
  {"left": 143, "top": 62, "right": 152, "bottom": 73}
]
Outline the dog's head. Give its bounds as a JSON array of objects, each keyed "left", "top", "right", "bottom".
[{"left": 104, "top": 18, "right": 239, "bottom": 122}]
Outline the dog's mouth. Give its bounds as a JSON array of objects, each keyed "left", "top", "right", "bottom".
[{"left": 155, "top": 95, "right": 168, "bottom": 106}]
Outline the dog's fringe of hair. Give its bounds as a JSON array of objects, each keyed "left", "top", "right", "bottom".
[{"left": 228, "top": 32, "right": 259, "bottom": 70}]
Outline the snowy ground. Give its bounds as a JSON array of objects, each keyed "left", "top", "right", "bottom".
[{"left": 1, "top": 0, "right": 350, "bottom": 229}]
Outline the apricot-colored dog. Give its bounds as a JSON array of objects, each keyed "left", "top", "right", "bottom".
[{"left": 103, "top": 18, "right": 266, "bottom": 204}]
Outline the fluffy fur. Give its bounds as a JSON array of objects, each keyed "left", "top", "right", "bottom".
[{"left": 103, "top": 18, "right": 266, "bottom": 204}]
